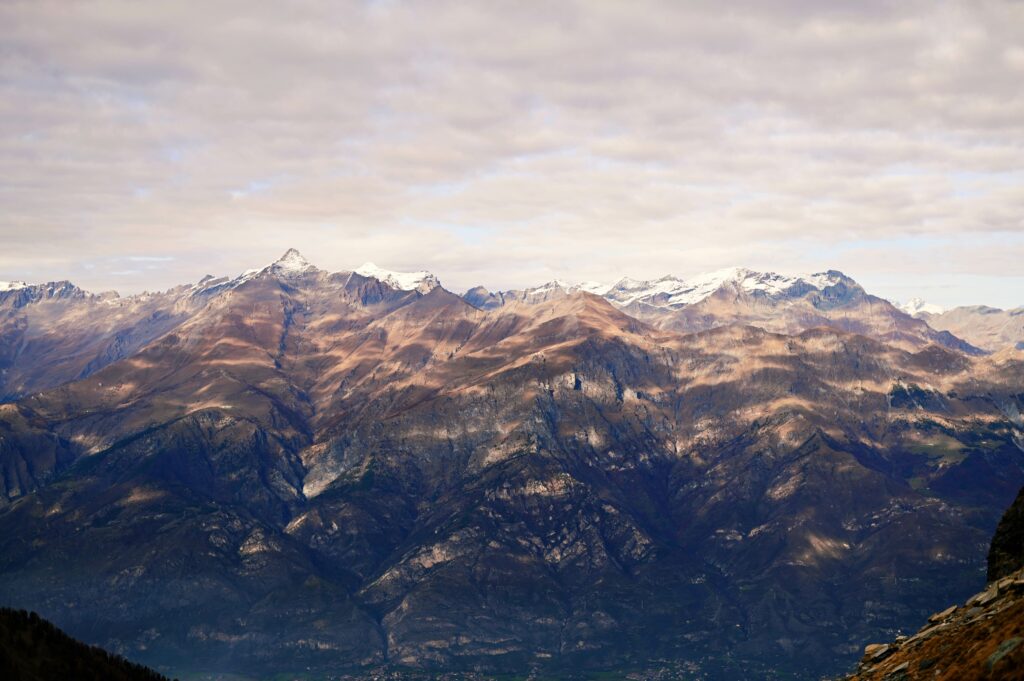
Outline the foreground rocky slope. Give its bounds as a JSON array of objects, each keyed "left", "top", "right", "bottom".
[
  {"left": 1, "top": 251, "right": 1022, "bottom": 679},
  {"left": 847, "top": 571, "right": 1024, "bottom": 680},
  {"left": 846, "top": 486, "right": 1024, "bottom": 680}
]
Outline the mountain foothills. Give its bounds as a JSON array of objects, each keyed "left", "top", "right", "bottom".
[{"left": 0, "top": 250, "right": 1023, "bottom": 679}]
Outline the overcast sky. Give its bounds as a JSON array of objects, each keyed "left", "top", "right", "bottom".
[{"left": 2, "top": 1, "right": 1022, "bottom": 308}]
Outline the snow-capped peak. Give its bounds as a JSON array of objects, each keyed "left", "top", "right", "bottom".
[
  {"left": 602, "top": 275, "right": 688, "bottom": 306},
  {"left": 355, "top": 262, "right": 441, "bottom": 294},
  {"left": 220, "top": 249, "right": 318, "bottom": 289},
  {"left": 0, "top": 280, "right": 28, "bottom": 292},
  {"left": 269, "top": 248, "right": 317, "bottom": 275},
  {"left": 486, "top": 268, "right": 858, "bottom": 311},
  {"left": 571, "top": 268, "right": 855, "bottom": 309},
  {"left": 897, "top": 297, "right": 944, "bottom": 317},
  {"left": 515, "top": 279, "right": 613, "bottom": 300}
]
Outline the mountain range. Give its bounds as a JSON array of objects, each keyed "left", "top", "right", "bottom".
[
  {"left": 903, "top": 303, "right": 1024, "bottom": 354},
  {"left": 1, "top": 249, "right": 1022, "bottom": 679}
]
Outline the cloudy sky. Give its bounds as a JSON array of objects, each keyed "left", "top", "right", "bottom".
[{"left": 2, "top": 1, "right": 1023, "bottom": 307}]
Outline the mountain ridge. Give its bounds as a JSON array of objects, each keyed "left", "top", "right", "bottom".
[{"left": 4, "top": 249, "right": 982, "bottom": 403}]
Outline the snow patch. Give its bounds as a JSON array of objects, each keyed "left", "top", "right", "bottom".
[
  {"left": 597, "top": 268, "right": 850, "bottom": 308},
  {"left": 355, "top": 262, "right": 441, "bottom": 293},
  {"left": 574, "top": 280, "right": 612, "bottom": 295},
  {"left": 0, "top": 281, "right": 28, "bottom": 292},
  {"left": 508, "top": 268, "right": 856, "bottom": 309},
  {"left": 897, "top": 297, "right": 944, "bottom": 317}
]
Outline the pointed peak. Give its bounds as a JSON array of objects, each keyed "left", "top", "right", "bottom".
[
  {"left": 271, "top": 248, "right": 315, "bottom": 273},
  {"left": 703, "top": 266, "right": 751, "bottom": 279}
]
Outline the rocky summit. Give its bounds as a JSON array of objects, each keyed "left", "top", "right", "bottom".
[{"left": 1, "top": 251, "right": 1023, "bottom": 680}]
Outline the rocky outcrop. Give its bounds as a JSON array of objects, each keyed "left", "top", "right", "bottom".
[
  {"left": 845, "top": 568, "right": 1024, "bottom": 680},
  {"left": 845, "top": 487, "right": 1024, "bottom": 680}
]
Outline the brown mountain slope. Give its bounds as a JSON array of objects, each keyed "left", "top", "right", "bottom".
[
  {"left": 0, "top": 276, "right": 267, "bottom": 402},
  {"left": 466, "top": 270, "right": 982, "bottom": 356}
]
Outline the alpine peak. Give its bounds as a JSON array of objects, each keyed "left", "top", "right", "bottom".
[{"left": 268, "top": 248, "right": 317, "bottom": 275}]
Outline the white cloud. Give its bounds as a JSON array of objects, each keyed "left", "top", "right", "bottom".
[{"left": 0, "top": 0, "right": 1022, "bottom": 307}]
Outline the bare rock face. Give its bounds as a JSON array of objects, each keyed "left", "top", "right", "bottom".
[{"left": 0, "top": 256, "right": 1022, "bottom": 679}]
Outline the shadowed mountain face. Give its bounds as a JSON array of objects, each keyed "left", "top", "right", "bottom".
[{"left": 0, "top": 252, "right": 1022, "bottom": 679}]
